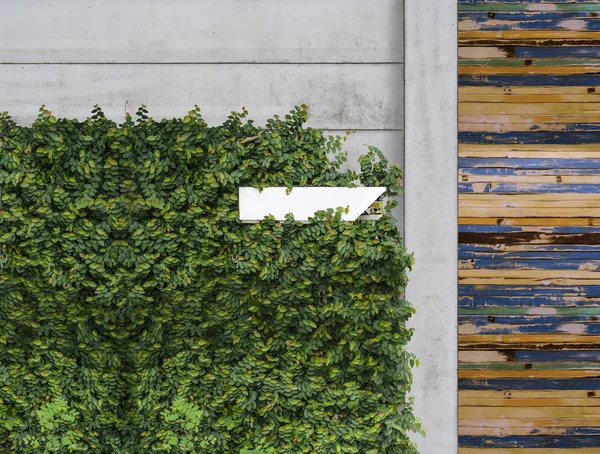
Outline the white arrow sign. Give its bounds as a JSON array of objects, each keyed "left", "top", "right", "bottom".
[{"left": 239, "top": 187, "right": 386, "bottom": 222}]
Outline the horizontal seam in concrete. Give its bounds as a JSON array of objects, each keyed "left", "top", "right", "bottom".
[
  {"left": 0, "top": 61, "right": 405, "bottom": 65},
  {"left": 325, "top": 129, "right": 404, "bottom": 132}
]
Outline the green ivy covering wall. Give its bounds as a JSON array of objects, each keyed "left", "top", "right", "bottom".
[{"left": 0, "top": 105, "right": 421, "bottom": 453}]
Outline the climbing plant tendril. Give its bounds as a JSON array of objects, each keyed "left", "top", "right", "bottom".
[{"left": 0, "top": 105, "right": 421, "bottom": 453}]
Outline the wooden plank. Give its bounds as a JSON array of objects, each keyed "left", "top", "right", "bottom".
[
  {"left": 459, "top": 218, "right": 600, "bottom": 226},
  {"left": 459, "top": 123, "right": 600, "bottom": 133},
  {"left": 460, "top": 32, "right": 600, "bottom": 40},
  {"left": 460, "top": 19, "right": 600, "bottom": 32},
  {"left": 461, "top": 439, "right": 600, "bottom": 450},
  {"left": 458, "top": 370, "right": 600, "bottom": 379},
  {"left": 460, "top": 427, "right": 600, "bottom": 436},
  {"left": 459, "top": 334, "right": 600, "bottom": 345},
  {"left": 460, "top": 60, "right": 600, "bottom": 69},
  {"left": 459, "top": 207, "right": 600, "bottom": 218},
  {"left": 459, "top": 3, "right": 600, "bottom": 12},
  {"left": 459, "top": 87, "right": 600, "bottom": 96},
  {"left": 460, "top": 406, "right": 600, "bottom": 419},
  {"left": 459, "top": 47, "right": 512, "bottom": 59},
  {"left": 459, "top": 103, "right": 600, "bottom": 115},
  {"left": 460, "top": 144, "right": 600, "bottom": 152},
  {"left": 460, "top": 175, "right": 600, "bottom": 184},
  {"left": 459, "top": 159, "right": 600, "bottom": 169},
  {"left": 459, "top": 115, "right": 600, "bottom": 124},
  {"left": 459, "top": 258, "right": 600, "bottom": 270},
  {"left": 460, "top": 397, "right": 600, "bottom": 407},
  {"left": 459, "top": 378, "right": 600, "bottom": 391},
  {"left": 459, "top": 31, "right": 600, "bottom": 46},
  {"left": 460, "top": 74, "right": 600, "bottom": 87},
  {"left": 461, "top": 308, "right": 600, "bottom": 316},
  {"left": 459, "top": 93, "right": 600, "bottom": 103},
  {"left": 460, "top": 278, "right": 600, "bottom": 286},
  {"left": 460, "top": 183, "right": 600, "bottom": 194},
  {"left": 461, "top": 192, "right": 600, "bottom": 201},
  {"left": 463, "top": 448, "right": 597, "bottom": 454},
  {"left": 459, "top": 390, "right": 600, "bottom": 400},
  {"left": 460, "top": 66, "right": 600, "bottom": 75},
  {"left": 460, "top": 418, "right": 600, "bottom": 429},
  {"left": 460, "top": 193, "right": 600, "bottom": 202}
]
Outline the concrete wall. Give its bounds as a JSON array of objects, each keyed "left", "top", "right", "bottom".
[
  {"left": 405, "top": 0, "right": 457, "bottom": 453},
  {"left": 0, "top": 0, "right": 403, "bottom": 172}
]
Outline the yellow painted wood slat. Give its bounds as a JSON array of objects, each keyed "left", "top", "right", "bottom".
[
  {"left": 460, "top": 418, "right": 600, "bottom": 428},
  {"left": 459, "top": 151, "right": 600, "bottom": 159},
  {"left": 460, "top": 406, "right": 600, "bottom": 419},
  {"left": 459, "top": 397, "right": 600, "bottom": 407},
  {"left": 462, "top": 193, "right": 600, "bottom": 202},
  {"left": 460, "top": 66, "right": 600, "bottom": 75},
  {"left": 460, "top": 115, "right": 600, "bottom": 124},
  {"left": 459, "top": 207, "right": 600, "bottom": 218},
  {"left": 459, "top": 217, "right": 600, "bottom": 226},
  {"left": 459, "top": 123, "right": 600, "bottom": 132},
  {"left": 459, "top": 94, "right": 600, "bottom": 103},
  {"left": 459, "top": 47, "right": 512, "bottom": 59},
  {"left": 460, "top": 87, "right": 600, "bottom": 96},
  {"left": 460, "top": 427, "right": 600, "bottom": 436},
  {"left": 460, "top": 278, "right": 600, "bottom": 285},
  {"left": 460, "top": 391, "right": 600, "bottom": 399},
  {"left": 459, "top": 103, "right": 600, "bottom": 115}
]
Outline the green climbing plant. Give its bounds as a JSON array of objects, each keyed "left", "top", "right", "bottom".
[{"left": 0, "top": 104, "right": 421, "bottom": 453}]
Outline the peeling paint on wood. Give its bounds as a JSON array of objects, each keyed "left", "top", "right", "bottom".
[{"left": 458, "top": 0, "right": 600, "bottom": 449}]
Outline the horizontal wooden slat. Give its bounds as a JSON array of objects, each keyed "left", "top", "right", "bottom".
[
  {"left": 459, "top": 30, "right": 600, "bottom": 46},
  {"left": 459, "top": 151, "right": 600, "bottom": 159},
  {"left": 460, "top": 170, "right": 600, "bottom": 179},
  {"left": 461, "top": 144, "right": 600, "bottom": 152},
  {"left": 460, "top": 397, "right": 600, "bottom": 407},
  {"left": 460, "top": 390, "right": 600, "bottom": 400},
  {"left": 460, "top": 207, "right": 600, "bottom": 218},
  {"left": 460, "top": 66, "right": 600, "bottom": 75},
  {"left": 460, "top": 406, "right": 600, "bottom": 419},
  {"left": 459, "top": 218, "right": 600, "bottom": 226},
  {"left": 460, "top": 87, "right": 600, "bottom": 96},
  {"left": 459, "top": 334, "right": 600, "bottom": 345},
  {"left": 460, "top": 278, "right": 600, "bottom": 286},
  {"left": 0, "top": 64, "right": 402, "bottom": 129},
  {"left": 460, "top": 115, "right": 600, "bottom": 124},
  {"left": 460, "top": 103, "right": 600, "bottom": 115},
  {"left": 459, "top": 123, "right": 600, "bottom": 133},
  {"left": 0, "top": 0, "right": 402, "bottom": 63},
  {"left": 458, "top": 93, "right": 600, "bottom": 104},
  {"left": 459, "top": 449, "right": 600, "bottom": 454},
  {"left": 459, "top": 3, "right": 600, "bottom": 12},
  {"left": 460, "top": 60, "right": 600, "bottom": 69},
  {"left": 459, "top": 370, "right": 600, "bottom": 379},
  {"left": 460, "top": 258, "right": 600, "bottom": 269},
  {"left": 460, "top": 427, "right": 600, "bottom": 436},
  {"left": 461, "top": 31, "right": 600, "bottom": 40},
  {"left": 460, "top": 418, "right": 600, "bottom": 429},
  {"left": 460, "top": 95, "right": 600, "bottom": 103}
]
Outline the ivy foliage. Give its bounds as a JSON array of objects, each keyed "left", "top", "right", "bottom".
[{"left": 0, "top": 105, "right": 421, "bottom": 453}]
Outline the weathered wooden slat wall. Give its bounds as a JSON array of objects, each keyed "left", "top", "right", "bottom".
[{"left": 458, "top": 0, "right": 600, "bottom": 452}]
